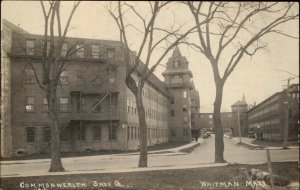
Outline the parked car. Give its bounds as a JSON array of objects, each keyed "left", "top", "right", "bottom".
[
  {"left": 203, "top": 133, "right": 208, "bottom": 138},
  {"left": 248, "top": 133, "right": 255, "bottom": 139}
]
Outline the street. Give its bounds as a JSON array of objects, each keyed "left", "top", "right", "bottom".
[{"left": 1, "top": 135, "right": 298, "bottom": 178}]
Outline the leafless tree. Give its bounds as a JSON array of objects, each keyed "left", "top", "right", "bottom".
[
  {"left": 15, "top": 1, "right": 81, "bottom": 172},
  {"left": 107, "top": 1, "right": 211, "bottom": 167},
  {"left": 186, "top": 2, "right": 298, "bottom": 162}
]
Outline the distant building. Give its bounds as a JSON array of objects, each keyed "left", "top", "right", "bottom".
[
  {"left": 199, "top": 112, "right": 232, "bottom": 134},
  {"left": 1, "top": 20, "right": 200, "bottom": 157},
  {"left": 231, "top": 94, "right": 249, "bottom": 137},
  {"left": 199, "top": 95, "right": 248, "bottom": 137},
  {"left": 248, "top": 84, "right": 299, "bottom": 141},
  {"left": 190, "top": 82, "right": 201, "bottom": 138}
]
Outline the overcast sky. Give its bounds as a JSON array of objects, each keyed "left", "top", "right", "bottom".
[{"left": 2, "top": 1, "right": 299, "bottom": 112}]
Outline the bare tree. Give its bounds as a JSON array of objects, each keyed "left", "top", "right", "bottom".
[
  {"left": 15, "top": 1, "right": 81, "bottom": 172},
  {"left": 107, "top": 1, "right": 210, "bottom": 167},
  {"left": 186, "top": 2, "right": 299, "bottom": 162}
]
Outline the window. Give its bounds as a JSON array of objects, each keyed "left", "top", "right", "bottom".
[
  {"left": 184, "top": 116, "right": 188, "bottom": 123},
  {"left": 44, "top": 127, "right": 51, "bottom": 142},
  {"left": 59, "top": 71, "right": 69, "bottom": 85},
  {"left": 24, "top": 66, "right": 35, "bottom": 84},
  {"left": 171, "top": 129, "right": 176, "bottom": 137},
  {"left": 76, "top": 44, "right": 84, "bottom": 58},
  {"left": 131, "top": 126, "right": 134, "bottom": 139},
  {"left": 76, "top": 97, "right": 85, "bottom": 112},
  {"left": 43, "top": 98, "right": 48, "bottom": 112},
  {"left": 59, "top": 98, "right": 69, "bottom": 112},
  {"left": 183, "top": 104, "right": 187, "bottom": 111},
  {"left": 109, "top": 126, "right": 117, "bottom": 140},
  {"left": 171, "top": 97, "right": 174, "bottom": 104},
  {"left": 26, "top": 40, "right": 35, "bottom": 55},
  {"left": 171, "top": 75, "right": 182, "bottom": 83},
  {"left": 91, "top": 45, "right": 100, "bottom": 58},
  {"left": 183, "top": 128, "right": 187, "bottom": 136},
  {"left": 26, "top": 127, "right": 35, "bottom": 142},
  {"left": 93, "top": 126, "right": 101, "bottom": 140},
  {"left": 76, "top": 125, "right": 85, "bottom": 141},
  {"left": 60, "top": 126, "right": 70, "bottom": 141},
  {"left": 134, "top": 127, "right": 137, "bottom": 139},
  {"left": 41, "top": 40, "right": 50, "bottom": 56},
  {"left": 107, "top": 48, "right": 115, "bottom": 59},
  {"left": 26, "top": 97, "right": 35, "bottom": 112},
  {"left": 77, "top": 70, "right": 86, "bottom": 83},
  {"left": 170, "top": 110, "right": 175, "bottom": 116},
  {"left": 127, "top": 126, "right": 130, "bottom": 140},
  {"left": 183, "top": 91, "right": 187, "bottom": 98},
  {"left": 191, "top": 113, "right": 194, "bottom": 119},
  {"left": 174, "top": 60, "right": 179, "bottom": 68},
  {"left": 61, "top": 43, "right": 68, "bottom": 57}
]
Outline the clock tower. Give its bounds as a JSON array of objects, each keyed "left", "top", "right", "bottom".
[{"left": 162, "top": 47, "right": 193, "bottom": 142}]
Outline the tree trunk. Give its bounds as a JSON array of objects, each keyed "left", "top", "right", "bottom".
[
  {"left": 136, "top": 87, "right": 148, "bottom": 167},
  {"left": 48, "top": 85, "right": 65, "bottom": 172},
  {"left": 214, "top": 81, "right": 226, "bottom": 163}
]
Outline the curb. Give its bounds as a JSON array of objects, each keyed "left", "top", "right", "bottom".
[{"left": 179, "top": 143, "right": 201, "bottom": 153}]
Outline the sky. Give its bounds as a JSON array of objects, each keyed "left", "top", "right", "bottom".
[{"left": 2, "top": 1, "right": 299, "bottom": 113}]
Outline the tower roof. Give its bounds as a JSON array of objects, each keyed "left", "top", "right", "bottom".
[
  {"left": 241, "top": 93, "right": 247, "bottom": 104},
  {"left": 232, "top": 94, "right": 247, "bottom": 106},
  {"left": 172, "top": 46, "right": 182, "bottom": 58}
]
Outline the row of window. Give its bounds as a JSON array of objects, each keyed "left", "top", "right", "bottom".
[
  {"left": 127, "top": 99, "right": 168, "bottom": 121},
  {"left": 126, "top": 126, "right": 168, "bottom": 140},
  {"left": 26, "top": 127, "right": 51, "bottom": 142},
  {"left": 141, "top": 87, "right": 168, "bottom": 107},
  {"left": 26, "top": 125, "right": 117, "bottom": 143},
  {"left": 127, "top": 100, "right": 137, "bottom": 115},
  {"left": 25, "top": 39, "right": 116, "bottom": 59},
  {"left": 170, "top": 128, "right": 190, "bottom": 137},
  {"left": 25, "top": 97, "right": 68, "bottom": 112},
  {"left": 127, "top": 126, "right": 139, "bottom": 140},
  {"left": 25, "top": 95, "right": 115, "bottom": 113},
  {"left": 24, "top": 65, "right": 113, "bottom": 86},
  {"left": 169, "top": 109, "right": 189, "bottom": 116},
  {"left": 171, "top": 75, "right": 183, "bottom": 83}
]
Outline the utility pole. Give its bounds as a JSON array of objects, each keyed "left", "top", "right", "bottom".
[
  {"left": 282, "top": 77, "right": 294, "bottom": 149},
  {"left": 237, "top": 107, "right": 242, "bottom": 143}
]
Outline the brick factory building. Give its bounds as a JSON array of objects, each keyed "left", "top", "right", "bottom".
[
  {"left": 248, "top": 84, "right": 299, "bottom": 141},
  {"left": 199, "top": 95, "right": 248, "bottom": 137},
  {"left": 1, "top": 20, "right": 200, "bottom": 157}
]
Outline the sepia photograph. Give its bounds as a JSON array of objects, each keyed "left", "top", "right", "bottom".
[{"left": 1, "top": 1, "right": 299, "bottom": 190}]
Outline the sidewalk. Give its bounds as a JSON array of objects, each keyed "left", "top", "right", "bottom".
[
  {"left": 227, "top": 135, "right": 299, "bottom": 150},
  {"left": 0, "top": 139, "right": 202, "bottom": 165},
  {"left": 0, "top": 138, "right": 230, "bottom": 178}
]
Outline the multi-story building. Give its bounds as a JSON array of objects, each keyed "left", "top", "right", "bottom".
[
  {"left": 199, "top": 112, "right": 232, "bottom": 134},
  {"left": 162, "top": 47, "right": 194, "bottom": 142},
  {"left": 199, "top": 95, "right": 248, "bottom": 136},
  {"left": 248, "top": 84, "right": 299, "bottom": 141},
  {"left": 1, "top": 20, "right": 200, "bottom": 157}
]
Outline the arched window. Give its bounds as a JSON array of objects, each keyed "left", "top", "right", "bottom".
[
  {"left": 174, "top": 60, "right": 179, "bottom": 68},
  {"left": 24, "top": 65, "right": 35, "bottom": 84}
]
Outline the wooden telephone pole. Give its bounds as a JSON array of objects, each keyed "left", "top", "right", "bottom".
[{"left": 282, "top": 77, "right": 294, "bottom": 148}]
